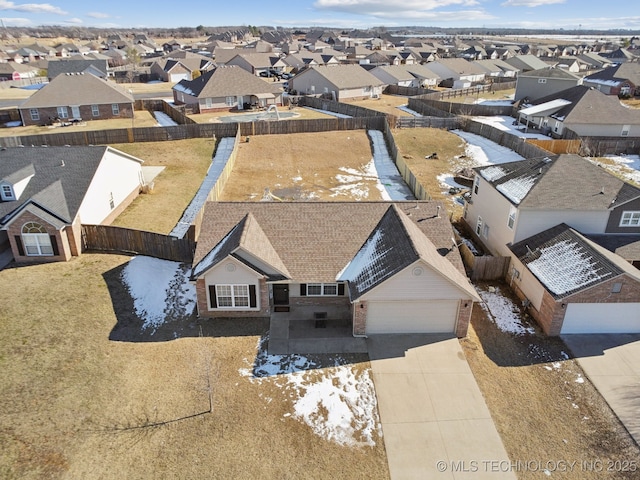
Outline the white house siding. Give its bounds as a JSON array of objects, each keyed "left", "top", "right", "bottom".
[
  {"left": 78, "top": 150, "right": 143, "bottom": 225},
  {"left": 514, "top": 210, "right": 609, "bottom": 244},
  {"left": 508, "top": 256, "right": 546, "bottom": 311},
  {"left": 203, "top": 257, "right": 262, "bottom": 311},
  {"left": 361, "top": 261, "right": 467, "bottom": 302},
  {"left": 565, "top": 123, "right": 640, "bottom": 137},
  {"left": 199, "top": 96, "right": 236, "bottom": 111},
  {"left": 290, "top": 72, "right": 336, "bottom": 96},
  {"left": 465, "top": 176, "right": 516, "bottom": 256}
]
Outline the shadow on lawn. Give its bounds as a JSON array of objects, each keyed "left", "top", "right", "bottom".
[{"left": 102, "top": 261, "right": 268, "bottom": 343}]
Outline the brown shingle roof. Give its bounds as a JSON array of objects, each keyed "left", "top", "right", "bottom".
[
  {"left": 173, "top": 65, "right": 280, "bottom": 99},
  {"left": 20, "top": 73, "right": 133, "bottom": 108},
  {"left": 193, "top": 201, "right": 467, "bottom": 285}
]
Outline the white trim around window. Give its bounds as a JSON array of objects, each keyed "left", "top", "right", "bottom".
[
  {"left": 307, "top": 283, "right": 338, "bottom": 296},
  {"left": 91, "top": 104, "right": 100, "bottom": 117},
  {"left": 29, "top": 108, "right": 39, "bottom": 121},
  {"left": 216, "top": 284, "right": 249, "bottom": 308},
  {"left": 111, "top": 104, "right": 120, "bottom": 115},
  {"left": 620, "top": 211, "right": 640, "bottom": 227}
]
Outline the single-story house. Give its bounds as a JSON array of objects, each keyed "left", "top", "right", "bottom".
[
  {"left": 518, "top": 85, "right": 640, "bottom": 138},
  {"left": 150, "top": 55, "right": 214, "bottom": 83},
  {"left": 172, "top": 65, "right": 283, "bottom": 112},
  {"left": 46, "top": 58, "right": 109, "bottom": 80},
  {"left": 288, "top": 64, "right": 385, "bottom": 101},
  {"left": 19, "top": 72, "right": 134, "bottom": 126},
  {"left": 423, "top": 58, "right": 486, "bottom": 88},
  {"left": 0, "top": 146, "right": 144, "bottom": 263},
  {"left": 508, "top": 223, "right": 640, "bottom": 335},
  {"left": 0, "top": 62, "right": 39, "bottom": 81},
  {"left": 226, "top": 53, "right": 287, "bottom": 77},
  {"left": 191, "top": 201, "right": 480, "bottom": 346},
  {"left": 582, "top": 62, "right": 640, "bottom": 96}
]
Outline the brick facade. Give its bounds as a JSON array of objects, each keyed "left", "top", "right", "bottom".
[
  {"left": 196, "top": 278, "right": 270, "bottom": 319},
  {"left": 511, "top": 273, "right": 640, "bottom": 336},
  {"left": 455, "top": 300, "right": 473, "bottom": 337},
  {"left": 353, "top": 301, "right": 367, "bottom": 335},
  {"left": 20, "top": 102, "right": 134, "bottom": 127},
  {"left": 7, "top": 210, "right": 72, "bottom": 263}
]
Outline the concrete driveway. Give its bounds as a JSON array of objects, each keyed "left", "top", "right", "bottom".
[
  {"left": 367, "top": 334, "right": 515, "bottom": 479},
  {"left": 563, "top": 334, "right": 640, "bottom": 445}
]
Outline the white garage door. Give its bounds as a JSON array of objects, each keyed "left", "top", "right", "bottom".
[
  {"left": 366, "top": 300, "right": 458, "bottom": 335},
  {"left": 170, "top": 73, "right": 189, "bottom": 82},
  {"left": 562, "top": 303, "right": 640, "bottom": 334}
]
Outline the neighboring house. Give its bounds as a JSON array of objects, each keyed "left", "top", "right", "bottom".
[
  {"left": 226, "top": 53, "right": 287, "bottom": 76},
  {"left": 463, "top": 154, "right": 640, "bottom": 262},
  {"left": 46, "top": 59, "right": 109, "bottom": 80},
  {"left": 518, "top": 85, "right": 640, "bottom": 138},
  {"left": 508, "top": 224, "right": 640, "bottom": 335},
  {"left": 150, "top": 55, "right": 214, "bottom": 82},
  {"left": 472, "top": 59, "right": 518, "bottom": 78},
  {"left": 19, "top": 73, "right": 134, "bottom": 126},
  {"left": 190, "top": 202, "right": 480, "bottom": 344},
  {"left": 0, "top": 62, "right": 39, "bottom": 81},
  {"left": 422, "top": 58, "right": 486, "bottom": 88},
  {"left": 514, "top": 67, "right": 582, "bottom": 101},
  {"left": 504, "top": 54, "right": 550, "bottom": 73},
  {"left": 582, "top": 63, "right": 640, "bottom": 96},
  {"left": 172, "top": 65, "right": 282, "bottom": 112},
  {"left": 369, "top": 64, "right": 439, "bottom": 88},
  {"left": 577, "top": 52, "right": 613, "bottom": 70},
  {"left": 289, "top": 64, "right": 384, "bottom": 100},
  {"left": 0, "top": 146, "right": 144, "bottom": 263}
]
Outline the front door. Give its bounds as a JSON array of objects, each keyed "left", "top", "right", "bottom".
[
  {"left": 71, "top": 106, "right": 81, "bottom": 119},
  {"left": 273, "top": 284, "right": 289, "bottom": 305}
]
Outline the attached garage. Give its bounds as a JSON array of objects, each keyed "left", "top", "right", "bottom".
[
  {"left": 170, "top": 73, "right": 189, "bottom": 83},
  {"left": 365, "top": 300, "right": 459, "bottom": 334},
  {"left": 561, "top": 303, "right": 640, "bottom": 334}
]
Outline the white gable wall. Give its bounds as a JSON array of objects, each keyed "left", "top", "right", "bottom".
[
  {"left": 79, "top": 149, "right": 143, "bottom": 225},
  {"left": 204, "top": 256, "right": 262, "bottom": 285},
  {"left": 514, "top": 209, "right": 609, "bottom": 243},
  {"left": 361, "top": 260, "right": 470, "bottom": 302}
]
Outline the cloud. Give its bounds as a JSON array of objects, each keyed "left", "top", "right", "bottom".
[
  {"left": 0, "top": 0, "right": 67, "bottom": 15},
  {"left": 87, "top": 11, "right": 110, "bottom": 19},
  {"left": 314, "top": 0, "right": 479, "bottom": 14},
  {"left": 502, "top": 0, "right": 565, "bottom": 6},
  {"left": 64, "top": 17, "right": 83, "bottom": 24},
  {"left": 0, "top": 15, "right": 31, "bottom": 25}
]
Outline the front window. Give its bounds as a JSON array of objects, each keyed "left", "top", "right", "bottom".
[
  {"left": 91, "top": 105, "right": 100, "bottom": 117},
  {"left": 307, "top": 283, "right": 338, "bottom": 296},
  {"left": 225, "top": 96, "right": 235, "bottom": 107},
  {"left": 216, "top": 284, "right": 249, "bottom": 308},
  {"left": 620, "top": 211, "right": 640, "bottom": 227},
  {"left": 111, "top": 104, "right": 120, "bottom": 115},
  {"left": 21, "top": 222, "right": 53, "bottom": 256},
  {"left": 57, "top": 106, "right": 68, "bottom": 118},
  {"left": 205, "top": 97, "right": 213, "bottom": 108},
  {"left": 29, "top": 109, "right": 39, "bottom": 121}
]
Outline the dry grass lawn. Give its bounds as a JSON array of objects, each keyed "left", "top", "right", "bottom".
[
  {"left": 348, "top": 94, "right": 415, "bottom": 117},
  {"left": 108, "top": 139, "right": 215, "bottom": 233},
  {"left": 219, "top": 131, "right": 387, "bottom": 201},
  {"left": 463, "top": 281, "right": 640, "bottom": 480}
]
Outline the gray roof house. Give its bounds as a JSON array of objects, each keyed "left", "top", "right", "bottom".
[
  {"left": 514, "top": 66, "right": 582, "bottom": 101},
  {"left": 172, "top": 65, "right": 282, "bottom": 113},
  {"left": 19, "top": 72, "right": 134, "bottom": 126},
  {"left": 0, "top": 146, "right": 144, "bottom": 264},
  {"left": 518, "top": 85, "right": 640, "bottom": 138},
  {"left": 288, "top": 64, "right": 385, "bottom": 101},
  {"left": 463, "top": 153, "right": 640, "bottom": 261},
  {"left": 508, "top": 223, "right": 640, "bottom": 335},
  {"left": 191, "top": 201, "right": 480, "bottom": 353},
  {"left": 582, "top": 62, "right": 640, "bottom": 96},
  {"left": 421, "top": 58, "right": 486, "bottom": 87},
  {"left": 46, "top": 58, "right": 109, "bottom": 80}
]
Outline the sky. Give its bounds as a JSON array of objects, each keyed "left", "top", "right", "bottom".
[{"left": 1, "top": 0, "right": 639, "bottom": 31}]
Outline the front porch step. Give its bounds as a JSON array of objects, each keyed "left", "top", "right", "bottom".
[{"left": 268, "top": 336, "right": 368, "bottom": 355}]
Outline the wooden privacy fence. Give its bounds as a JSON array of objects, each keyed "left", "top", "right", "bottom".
[
  {"left": 396, "top": 116, "right": 461, "bottom": 129},
  {"left": 459, "top": 244, "right": 510, "bottom": 280},
  {"left": 81, "top": 225, "right": 196, "bottom": 263},
  {"left": 527, "top": 138, "right": 581, "bottom": 154}
]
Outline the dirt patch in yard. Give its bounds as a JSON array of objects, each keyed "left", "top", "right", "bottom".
[
  {"left": 219, "top": 131, "right": 388, "bottom": 201},
  {"left": 462, "top": 281, "right": 640, "bottom": 480}
]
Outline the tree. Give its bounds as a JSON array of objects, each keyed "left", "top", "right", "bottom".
[{"left": 126, "top": 47, "right": 141, "bottom": 70}]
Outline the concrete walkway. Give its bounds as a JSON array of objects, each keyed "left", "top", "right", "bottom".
[
  {"left": 367, "top": 335, "right": 515, "bottom": 479},
  {"left": 563, "top": 334, "right": 640, "bottom": 446}
]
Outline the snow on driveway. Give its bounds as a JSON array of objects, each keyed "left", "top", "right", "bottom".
[
  {"left": 240, "top": 337, "right": 381, "bottom": 447},
  {"left": 121, "top": 256, "right": 196, "bottom": 332}
]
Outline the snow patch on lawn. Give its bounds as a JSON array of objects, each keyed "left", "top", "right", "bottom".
[
  {"left": 478, "top": 286, "right": 535, "bottom": 335},
  {"left": 240, "top": 337, "right": 381, "bottom": 447},
  {"left": 330, "top": 159, "right": 389, "bottom": 201},
  {"left": 121, "top": 256, "right": 196, "bottom": 332},
  {"left": 595, "top": 154, "right": 640, "bottom": 186},
  {"left": 453, "top": 130, "right": 525, "bottom": 166}
]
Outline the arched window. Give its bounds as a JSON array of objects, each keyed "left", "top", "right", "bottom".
[{"left": 21, "top": 222, "right": 53, "bottom": 256}]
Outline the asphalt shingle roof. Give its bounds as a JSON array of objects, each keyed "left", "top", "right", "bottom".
[
  {"left": 297, "top": 64, "right": 385, "bottom": 89},
  {"left": 475, "top": 154, "right": 640, "bottom": 209},
  {"left": 173, "top": 65, "right": 281, "bottom": 99},
  {"left": 0, "top": 146, "right": 109, "bottom": 226},
  {"left": 192, "top": 202, "right": 472, "bottom": 296}
]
